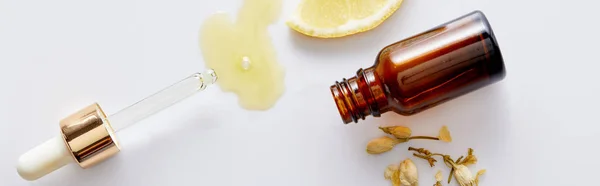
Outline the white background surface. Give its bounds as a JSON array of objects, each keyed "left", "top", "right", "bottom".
[{"left": 1, "top": 0, "right": 599, "bottom": 185}]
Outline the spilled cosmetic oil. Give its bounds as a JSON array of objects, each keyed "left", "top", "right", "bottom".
[{"left": 200, "top": 0, "right": 284, "bottom": 110}]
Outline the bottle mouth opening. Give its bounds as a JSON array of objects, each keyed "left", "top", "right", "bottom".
[{"left": 330, "top": 82, "right": 356, "bottom": 124}]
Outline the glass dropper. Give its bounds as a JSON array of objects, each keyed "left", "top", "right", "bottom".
[
  {"left": 16, "top": 69, "right": 218, "bottom": 181},
  {"left": 109, "top": 69, "right": 218, "bottom": 132}
]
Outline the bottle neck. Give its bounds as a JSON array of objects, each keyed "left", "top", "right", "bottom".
[{"left": 330, "top": 67, "right": 389, "bottom": 124}]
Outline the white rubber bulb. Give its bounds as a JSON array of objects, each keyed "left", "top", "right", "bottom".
[{"left": 17, "top": 136, "right": 73, "bottom": 181}]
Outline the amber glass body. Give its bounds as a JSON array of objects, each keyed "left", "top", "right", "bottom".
[{"left": 331, "top": 11, "right": 506, "bottom": 124}]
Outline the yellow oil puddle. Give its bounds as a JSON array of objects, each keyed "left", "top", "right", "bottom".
[{"left": 200, "top": 0, "right": 284, "bottom": 110}]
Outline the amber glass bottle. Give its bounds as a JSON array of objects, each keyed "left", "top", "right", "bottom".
[{"left": 330, "top": 11, "right": 506, "bottom": 124}]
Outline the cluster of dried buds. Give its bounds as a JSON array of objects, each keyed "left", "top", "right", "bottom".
[
  {"left": 366, "top": 125, "right": 486, "bottom": 185},
  {"left": 410, "top": 147, "right": 486, "bottom": 186}
]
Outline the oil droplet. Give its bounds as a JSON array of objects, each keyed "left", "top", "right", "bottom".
[{"left": 199, "top": 0, "right": 284, "bottom": 110}]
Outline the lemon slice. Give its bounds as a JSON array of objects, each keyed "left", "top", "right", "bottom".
[{"left": 287, "top": 0, "right": 404, "bottom": 38}]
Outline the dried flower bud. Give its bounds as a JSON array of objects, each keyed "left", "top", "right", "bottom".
[
  {"left": 475, "top": 169, "right": 486, "bottom": 185},
  {"left": 435, "top": 170, "right": 443, "bottom": 182},
  {"left": 384, "top": 164, "right": 402, "bottom": 186},
  {"left": 459, "top": 148, "right": 477, "bottom": 166},
  {"left": 453, "top": 165, "right": 475, "bottom": 186},
  {"left": 438, "top": 126, "right": 452, "bottom": 142},
  {"left": 408, "top": 147, "right": 432, "bottom": 156},
  {"left": 434, "top": 170, "right": 443, "bottom": 186},
  {"left": 426, "top": 157, "right": 437, "bottom": 167},
  {"left": 392, "top": 171, "right": 401, "bottom": 186},
  {"left": 399, "top": 158, "right": 418, "bottom": 186},
  {"left": 380, "top": 126, "right": 412, "bottom": 139},
  {"left": 384, "top": 164, "right": 399, "bottom": 180},
  {"left": 460, "top": 155, "right": 477, "bottom": 166},
  {"left": 366, "top": 136, "right": 398, "bottom": 154}
]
